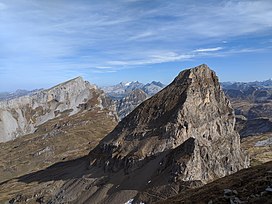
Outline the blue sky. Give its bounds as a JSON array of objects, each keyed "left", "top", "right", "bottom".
[{"left": 0, "top": 0, "right": 272, "bottom": 91}]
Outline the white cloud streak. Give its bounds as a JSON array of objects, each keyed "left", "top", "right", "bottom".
[
  {"left": 194, "top": 47, "right": 223, "bottom": 52},
  {"left": 128, "top": 31, "right": 154, "bottom": 41},
  {"left": 0, "top": 0, "right": 272, "bottom": 90},
  {"left": 108, "top": 52, "right": 194, "bottom": 66}
]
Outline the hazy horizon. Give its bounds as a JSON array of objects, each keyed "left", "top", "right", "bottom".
[
  {"left": 1, "top": 70, "right": 272, "bottom": 93},
  {"left": 1, "top": 0, "right": 272, "bottom": 91}
]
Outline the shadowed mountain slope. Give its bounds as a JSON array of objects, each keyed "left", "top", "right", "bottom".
[{"left": 39, "top": 64, "right": 249, "bottom": 204}]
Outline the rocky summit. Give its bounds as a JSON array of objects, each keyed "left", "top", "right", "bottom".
[
  {"left": 47, "top": 64, "right": 249, "bottom": 204},
  {"left": 0, "top": 76, "right": 116, "bottom": 142}
]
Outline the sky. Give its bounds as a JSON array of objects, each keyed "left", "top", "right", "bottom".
[{"left": 0, "top": 0, "right": 272, "bottom": 92}]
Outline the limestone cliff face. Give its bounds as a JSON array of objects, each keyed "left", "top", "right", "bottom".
[
  {"left": 0, "top": 77, "right": 116, "bottom": 142},
  {"left": 82, "top": 65, "right": 249, "bottom": 203}
]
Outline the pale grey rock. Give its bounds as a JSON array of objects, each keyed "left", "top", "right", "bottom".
[
  {"left": 35, "top": 146, "right": 52, "bottom": 156},
  {"left": 233, "top": 190, "right": 238, "bottom": 195},
  {"left": 255, "top": 137, "right": 272, "bottom": 147},
  {"left": 224, "top": 189, "right": 245, "bottom": 204},
  {"left": 116, "top": 89, "right": 149, "bottom": 120},
  {"left": 142, "top": 81, "right": 165, "bottom": 95},
  {"left": 261, "top": 191, "right": 268, "bottom": 196},
  {"left": 266, "top": 186, "right": 272, "bottom": 193},
  {"left": 0, "top": 77, "right": 116, "bottom": 142}
]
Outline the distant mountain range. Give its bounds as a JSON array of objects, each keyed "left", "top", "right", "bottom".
[
  {"left": 221, "top": 79, "right": 272, "bottom": 90},
  {"left": 0, "top": 89, "right": 43, "bottom": 101},
  {"left": 221, "top": 80, "right": 272, "bottom": 138},
  {"left": 101, "top": 80, "right": 165, "bottom": 99},
  {"left": 102, "top": 81, "right": 166, "bottom": 119},
  {"left": 102, "top": 79, "right": 272, "bottom": 101},
  {"left": 100, "top": 79, "right": 272, "bottom": 121},
  {"left": 222, "top": 79, "right": 272, "bottom": 102},
  {"left": 2, "top": 79, "right": 271, "bottom": 102}
]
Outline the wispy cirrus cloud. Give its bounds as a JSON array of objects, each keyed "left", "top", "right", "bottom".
[
  {"left": 194, "top": 47, "right": 223, "bottom": 52},
  {"left": 104, "top": 46, "right": 264, "bottom": 67},
  {"left": 128, "top": 31, "right": 154, "bottom": 41},
  {"left": 108, "top": 51, "right": 194, "bottom": 66},
  {"left": 0, "top": 0, "right": 272, "bottom": 90}
]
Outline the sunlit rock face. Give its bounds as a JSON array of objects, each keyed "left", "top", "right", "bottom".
[
  {"left": 91, "top": 64, "right": 249, "bottom": 180},
  {"left": 50, "top": 64, "right": 248, "bottom": 204},
  {"left": 0, "top": 77, "right": 116, "bottom": 142}
]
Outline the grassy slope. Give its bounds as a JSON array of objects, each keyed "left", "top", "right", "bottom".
[
  {"left": 0, "top": 107, "right": 117, "bottom": 202},
  {"left": 241, "top": 133, "right": 272, "bottom": 166}
]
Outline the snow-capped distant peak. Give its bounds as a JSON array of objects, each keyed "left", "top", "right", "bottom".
[{"left": 125, "top": 82, "right": 132, "bottom": 86}]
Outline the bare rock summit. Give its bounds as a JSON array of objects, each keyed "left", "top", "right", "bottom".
[
  {"left": 91, "top": 64, "right": 249, "bottom": 175},
  {"left": 0, "top": 77, "right": 116, "bottom": 142},
  {"left": 51, "top": 64, "right": 249, "bottom": 204}
]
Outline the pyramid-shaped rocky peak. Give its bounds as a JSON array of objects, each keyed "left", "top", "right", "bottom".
[{"left": 87, "top": 64, "right": 249, "bottom": 202}]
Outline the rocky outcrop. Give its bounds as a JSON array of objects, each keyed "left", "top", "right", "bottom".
[
  {"left": 0, "top": 77, "right": 116, "bottom": 142},
  {"left": 91, "top": 64, "right": 248, "bottom": 182},
  {"left": 45, "top": 64, "right": 248, "bottom": 204},
  {"left": 116, "top": 89, "right": 149, "bottom": 119}
]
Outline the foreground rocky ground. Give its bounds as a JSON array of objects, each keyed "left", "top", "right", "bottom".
[{"left": 159, "top": 161, "right": 272, "bottom": 204}]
